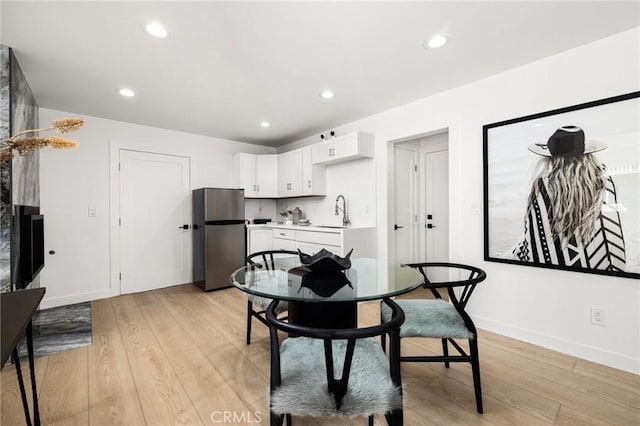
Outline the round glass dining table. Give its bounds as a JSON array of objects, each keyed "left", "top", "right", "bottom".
[{"left": 230, "top": 256, "right": 423, "bottom": 328}]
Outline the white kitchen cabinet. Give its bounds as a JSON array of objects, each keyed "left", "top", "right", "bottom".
[
  {"left": 277, "top": 149, "right": 303, "bottom": 197},
  {"left": 232, "top": 153, "right": 257, "bottom": 197},
  {"left": 248, "top": 228, "right": 273, "bottom": 255},
  {"left": 302, "top": 146, "right": 326, "bottom": 196},
  {"left": 232, "top": 153, "right": 278, "bottom": 198},
  {"left": 246, "top": 225, "right": 376, "bottom": 258},
  {"left": 272, "top": 228, "right": 297, "bottom": 251},
  {"left": 311, "top": 131, "right": 374, "bottom": 166},
  {"left": 234, "top": 148, "right": 327, "bottom": 199},
  {"left": 255, "top": 155, "right": 278, "bottom": 197}
]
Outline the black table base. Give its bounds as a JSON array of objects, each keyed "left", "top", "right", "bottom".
[{"left": 287, "top": 301, "right": 358, "bottom": 329}]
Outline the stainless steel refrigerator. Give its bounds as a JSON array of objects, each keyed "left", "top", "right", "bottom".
[{"left": 192, "top": 188, "right": 246, "bottom": 291}]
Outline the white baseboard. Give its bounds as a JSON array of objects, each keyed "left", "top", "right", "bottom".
[
  {"left": 39, "top": 289, "right": 112, "bottom": 310},
  {"left": 474, "top": 316, "right": 640, "bottom": 375}
]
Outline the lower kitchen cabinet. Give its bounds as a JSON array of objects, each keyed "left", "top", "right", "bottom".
[
  {"left": 247, "top": 225, "right": 376, "bottom": 259},
  {"left": 247, "top": 228, "right": 273, "bottom": 254},
  {"left": 272, "top": 228, "right": 297, "bottom": 251}
]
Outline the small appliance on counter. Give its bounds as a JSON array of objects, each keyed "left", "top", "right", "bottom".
[{"left": 253, "top": 218, "right": 272, "bottom": 224}]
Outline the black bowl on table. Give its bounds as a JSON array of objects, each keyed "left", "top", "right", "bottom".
[{"left": 298, "top": 248, "right": 353, "bottom": 274}]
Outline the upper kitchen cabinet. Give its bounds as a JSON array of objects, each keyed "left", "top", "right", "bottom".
[
  {"left": 312, "top": 131, "right": 375, "bottom": 166},
  {"left": 232, "top": 153, "right": 278, "bottom": 198},
  {"left": 278, "top": 149, "right": 303, "bottom": 196},
  {"left": 277, "top": 147, "right": 326, "bottom": 197},
  {"left": 302, "top": 146, "right": 326, "bottom": 196}
]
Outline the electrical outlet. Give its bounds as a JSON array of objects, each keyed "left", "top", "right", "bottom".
[
  {"left": 590, "top": 307, "right": 606, "bottom": 327},
  {"left": 88, "top": 207, "right": 97, "bottom": 217}
]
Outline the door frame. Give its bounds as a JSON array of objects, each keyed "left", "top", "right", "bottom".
[
  {"left": 387, "top": 128, "right": 451, "bottom": 264},
  {"left": 109, "top": 140, "right": 192, "bottom": 297}
]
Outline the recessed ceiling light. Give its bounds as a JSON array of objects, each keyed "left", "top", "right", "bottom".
[
  {"left": 320, "top": 90, "right": 334, "bottom": 99},
  {"left": 260, "top": 121, "right": 270, "bottom": 128},
  {"left": 424, "top": 34, "right": 449, "bottom": 49},
  {"left": 145, "top": 22, "right": 168, "bottom": 38},
  {"left": 117, "top": 88, "right": 135, "bottom": 98}
]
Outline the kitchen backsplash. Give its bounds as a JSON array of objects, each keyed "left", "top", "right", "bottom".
[{"left": 244, "top": 198, "right": 277, "bottom": 221}]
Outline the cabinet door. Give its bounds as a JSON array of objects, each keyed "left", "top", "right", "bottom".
[
  {"left": 302, "top": 146, "right": 326, "bottom": 195},
  {"left": 278, "top": 150, "right": 304, "bottom": 197},
  {"left": 255, "top": 155, "right": 278, "bottom": 197},
  {"left": 333, "top": 132, "right": 360, "bottom": 159},
  {"left": 311, "top": 140, "right": 334, "bottom": 164},
  {"left": 273, "top": 237, "right": 297, "bottom": 251},
  {"left": 277, "top": 153, "right": 291, "bottom": 196},
  {"left": 288, "top": 149, "right": 303, "bottom": 195},
  {"left": 248, "top": 228, "right": 273, "bottom": 255},
  {"left": 233, "top": 153, "right": 257, "bottom": 197}
]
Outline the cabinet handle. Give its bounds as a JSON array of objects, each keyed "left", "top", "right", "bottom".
[
  {"left": 279, "top": 233, "right": 285, "bottom": 236},
  {"left": 307, "top": 180, "right": 311, "bottom": 188},
  {"left": 257, "top": 184, "right": 260, "bottom": 192}
]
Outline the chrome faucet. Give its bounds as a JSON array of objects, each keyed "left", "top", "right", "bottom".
[{"left": 335, "top": 195, "right": 351, "bottom": 226}]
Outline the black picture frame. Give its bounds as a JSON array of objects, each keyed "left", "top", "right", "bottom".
[{"left": 483, "top": 91, "right": 640, "bottom": 279}]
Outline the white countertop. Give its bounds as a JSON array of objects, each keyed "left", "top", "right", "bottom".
[{"left": 246, "top": 223, "right": 374, "bottom": 232}]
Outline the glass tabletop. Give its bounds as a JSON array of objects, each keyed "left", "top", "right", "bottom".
[{"left": 230, "top": 256, "right": 424, "bottom": 302}]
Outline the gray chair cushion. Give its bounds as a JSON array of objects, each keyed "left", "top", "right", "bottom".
[
  {"left": 381, "top": 299, "right": 473, "bottom": 339},
  {"left": 271, "top": 337, "right": 402, "bottom": 417},
  {"left": 248, "top": 294, "right": 288, "bottom": 314}
]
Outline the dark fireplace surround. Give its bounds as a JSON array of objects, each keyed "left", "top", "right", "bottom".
[{"left": 1, "top": 45, "right": 41, "bottom": 293}]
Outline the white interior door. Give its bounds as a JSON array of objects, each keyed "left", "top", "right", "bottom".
[
  {"left": 424, "top": 149, "right": 449, "bottom": 262},
  {"left": 119, "top": 150, "right": 191, "bottom": 294},
  {"left": 393, "top": 143, "right": 419, "bottom": 264}
]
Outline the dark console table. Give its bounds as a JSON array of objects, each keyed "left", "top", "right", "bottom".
[{"left": 1, "top": 287, "right": 45, "bottom": 426}]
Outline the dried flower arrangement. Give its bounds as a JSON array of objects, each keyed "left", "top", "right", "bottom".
[
  {"left": 280, "top": 208, "right": 293, "bottom": 219},
  {"left": 0, "top": 117, "right": 85, "bottom": 162}
]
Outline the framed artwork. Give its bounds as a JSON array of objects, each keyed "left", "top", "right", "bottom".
[{"left": 483, "top": 91, "right": 640, "bottom": 279}]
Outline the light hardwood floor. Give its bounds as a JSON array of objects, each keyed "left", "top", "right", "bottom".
[{"left": 2, "top": 284, "right": 639, "bottom": 425}]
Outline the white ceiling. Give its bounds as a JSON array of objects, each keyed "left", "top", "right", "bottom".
[{"left": 2, "top": 1, "right": 638, "bottom": 147}]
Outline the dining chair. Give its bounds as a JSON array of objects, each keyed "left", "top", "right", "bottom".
[
  {"left": 245, "top": 249, "right": 299, "bottom": 344},
  {"left": 265, "top": 298, "right": 406, "bottom": 426},
  {"left": 380, "top": 262, "right": 487, "bottom": 413}
]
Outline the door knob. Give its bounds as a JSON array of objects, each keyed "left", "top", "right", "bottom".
[
  {"left": 179, "top": 224, "right": 190, "bottom": 229},
  {"left": 394, "top": 224, "right": 404, "bottom": 230},
  {"left": 427, "top": 224, "right": 436, "bottom": 229}
]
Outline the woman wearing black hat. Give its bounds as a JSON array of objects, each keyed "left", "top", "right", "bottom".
[{"left": 512, "top": 126, "right": 626, "bottom": 272}]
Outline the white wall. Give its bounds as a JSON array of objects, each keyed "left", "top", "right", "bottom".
[
  {"left": 279, "top": 28, "right": 640, "bottom": 373},
  {"left": 38, "top": 109, "right": 275, "bottom": 309}
]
